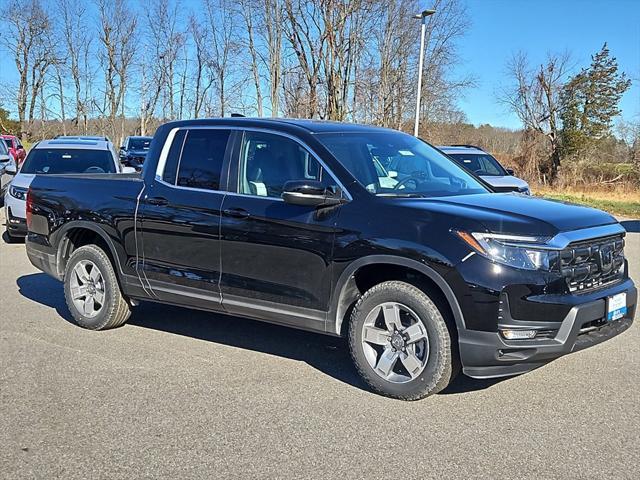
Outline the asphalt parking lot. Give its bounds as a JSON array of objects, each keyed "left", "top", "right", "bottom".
[{"left": 1, "top": 210, "right": 638, "bottom": 479}]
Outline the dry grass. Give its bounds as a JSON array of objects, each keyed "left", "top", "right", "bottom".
[
  {"left": 533, "top": 185, "right": 640, "bottom": 218},
  {"left": 534, "top": 185, "right": 640, "bottom": 204}
]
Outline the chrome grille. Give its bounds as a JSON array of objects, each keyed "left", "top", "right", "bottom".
[{"left": 559, "top": 234, "right": 625, "bottom": 293}]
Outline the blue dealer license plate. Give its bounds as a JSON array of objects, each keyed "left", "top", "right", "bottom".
[{"left": 607, "top": 293, "right": 627, "bottom": 322}]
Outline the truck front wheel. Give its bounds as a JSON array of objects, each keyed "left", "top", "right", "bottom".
[
  {"left": 348, "top": 281, "right": 458, "bottom": 400},
  {"left": 63, "top": 244, "right": 131, "bottom": 330}
]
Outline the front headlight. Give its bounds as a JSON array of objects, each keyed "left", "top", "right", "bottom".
[
  {"left": 456, "top": 231, "right": 558, "bottom": 271},
  {"left": 9, "top": 185, "right": 28, "bottom": 200}
]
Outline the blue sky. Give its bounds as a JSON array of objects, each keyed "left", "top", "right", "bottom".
[
  {"left": 1, "top": 0, "right": 638, "bottom": 130},
  {"left": 455, "top": 0, "right": 640, "bottom": 128}
]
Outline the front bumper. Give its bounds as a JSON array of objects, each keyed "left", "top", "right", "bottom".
[
  {"left": 460, "top": 279, "right": 637, "bottom": 378},
  {"left": 5, "top": 205, "right": 27, "bottom": 237}
]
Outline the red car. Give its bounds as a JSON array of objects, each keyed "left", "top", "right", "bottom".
[{"left": 0, "top": 135, "right": 26, "bottom": 166}]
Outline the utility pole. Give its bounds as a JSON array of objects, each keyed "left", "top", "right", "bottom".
[{"left": 413, "top": 9, "right": 436, "bottom": 137}]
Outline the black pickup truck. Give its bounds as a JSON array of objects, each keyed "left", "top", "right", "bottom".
[{"left": 25, "top": 118, "right": 636, "bottom": 400}]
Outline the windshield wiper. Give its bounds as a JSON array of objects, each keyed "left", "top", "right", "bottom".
[{"left": 376, "top": 192, "right": 428, "bottom": 198}]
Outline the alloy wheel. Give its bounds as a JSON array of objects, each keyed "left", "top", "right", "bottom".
[
  {"left": 361, "top": 302, "right": 430, "bottom": 383},
  {"left": 69, "top": 260, "right": 106, "bottom": 318}
]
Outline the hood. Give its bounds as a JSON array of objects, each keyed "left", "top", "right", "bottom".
[
  {"left": 480, "top": 175, "right": 529, "bottom": 189},
  {"left": 394, "top": 193, "right": 617, "bottom": 237},
  {"left": 11, "top": 173, "right": 35, "bottom": 189}
]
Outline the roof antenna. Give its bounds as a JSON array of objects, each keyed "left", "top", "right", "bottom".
[{"left": 230, "top": 113, "right": 245, "bottom": 118}]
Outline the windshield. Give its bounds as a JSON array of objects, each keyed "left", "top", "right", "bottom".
[
  {"left": 317, "top": 131, "right": 489, "bottom": 197},
  {"left": 129, "top": 138, "right": 151, "bottom": 150},
  {"left": 20, "top": 149, "right": 116, "bottom": 174},
  {"left": 0, "top": 139, "right": 7, "bottom": 155},
  {"left": 446, "top": 153, "right": 507, "bottom": 176}
]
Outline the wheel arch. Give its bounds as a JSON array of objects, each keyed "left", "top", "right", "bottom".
[
  {"left": 330, "top": 255, "right": 466, "bottom": 336},
  {"left": 53, "top": 221, "right": 124, "bottom": 281}
]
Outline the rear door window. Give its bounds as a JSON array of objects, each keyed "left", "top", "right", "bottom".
[{"left": 176, "top": 129, "right": 231, "bottom": 191}]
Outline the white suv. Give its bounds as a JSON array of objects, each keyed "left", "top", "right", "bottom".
[
  {"left": 4, "top": 138, "right": 134, "bottom": 241},
  {"left": 437, "top": 145, "right": 530, "bottom": 194}
]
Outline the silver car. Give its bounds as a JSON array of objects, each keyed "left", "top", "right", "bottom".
[{"left": 438, "top": 145, "right": 530, "bottom": 194}]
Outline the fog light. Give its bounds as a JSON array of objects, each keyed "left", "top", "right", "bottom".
[{"left": 501, "top": 329, "right": 537, "bottom": 340}]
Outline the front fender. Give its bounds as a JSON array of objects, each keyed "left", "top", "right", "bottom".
[{"left": 328, "top": 254, "right": 466, "bottom": 336}]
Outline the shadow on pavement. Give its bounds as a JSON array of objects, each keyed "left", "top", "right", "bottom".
[
  {"left": 440, "top": 374, "right": 506, "bottom": 394},
  {"left": 620, "top": 220, "right": 640, "bottom": 233},
  {"left": 17, "top": 272, "right": 505, "bottom": 397}
]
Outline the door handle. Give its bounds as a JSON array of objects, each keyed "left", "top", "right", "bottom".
[
  {"left": 147, "top": 196, "right": 168, "bottom": 206},
  {"left": 222, "top": 208, "right": 250, "bottom": 219}
]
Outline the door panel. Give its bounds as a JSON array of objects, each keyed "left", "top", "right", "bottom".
[
  {"left": 140, "top": 181, "right": 225, "bottom": 302},
  {"left": 139, "top": 128, "right": 233, "bottom": 309},
  {"left": 220, "top": 130, "right": 343, "bottom": 326},
  {"left": 220, "top": 194, "right": 339, "bottom": 311}
]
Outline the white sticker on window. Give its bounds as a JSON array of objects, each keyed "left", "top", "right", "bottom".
[{"left": 398, "top": 150, "right": 414, "bottom": 156}]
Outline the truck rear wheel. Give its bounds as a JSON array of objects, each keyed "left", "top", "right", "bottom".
[
  {"left": 63, "top": 244, "right": 131, "bottom": 330},
  {"left": 348, "top": 281, "right": 458, "bottom": 400}
]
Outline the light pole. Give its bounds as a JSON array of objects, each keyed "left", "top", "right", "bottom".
[{"left": 413, "top": 9, "right": 436, "bottom": 137}]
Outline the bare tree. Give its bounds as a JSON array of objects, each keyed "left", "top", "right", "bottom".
[
  {"left": 96, "top": 0, "right": 137, "bottom": 144},
  {"left": 499, "top": 50, "right": 572, "bottom": 181},
  {"left": 369, "top": 0, "right": 416, "bottom": 127},
  {"left": 56, "top": 0, "right": 91, "bottom": 134},
  {"left": 51, "top": 58, "right": 67, "bottom": 135},
  {"left": 189, "top": 14, "right": 214, "bottom": 118},
  {"left": 321, "top": 0, "right": 370, "bottom": 120},
  {"left": 417, "top": 0, "right": 474, "bottom": 133},
  {"left": 2, "top": 0, "right": 54, "bottom": 139},
  {"left": 238, "top": 0, "right": 264, "bottom": 116},
  {"left": 283, "top": 0, "right": 325, "bottom": 118},
  {"left": 138, "top": 0, "right": 184, "bottom": 133},
  {"left": 263, "top": 0, "right": 284, "bottom": 116},
  {"left": 152, "top": 0, "right": 185, "bottom": 119},
  {"left": 204, "top": 0, "right": 239, "bottom": 117}
]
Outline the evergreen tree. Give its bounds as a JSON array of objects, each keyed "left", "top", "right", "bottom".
[
  {"left": 560, "top": 44, "right": 631, "bottom": 156},
  {"left": 0, "top": 107, "right": 20, "bottom": 135}
]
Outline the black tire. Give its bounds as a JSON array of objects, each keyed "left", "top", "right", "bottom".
[
  {"left": 63, "top": 244, "right": 131, "bottom": 330},
  {"left": 348, "top": 280, "right": 458, "bottom": 400}
]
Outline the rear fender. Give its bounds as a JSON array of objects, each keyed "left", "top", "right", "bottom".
[{"left": 53, "top": 221, "right": 126, "bottom": 280}]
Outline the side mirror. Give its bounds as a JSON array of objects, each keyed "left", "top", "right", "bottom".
[
  {"left": 282, "top": 180, "right": 345, "bottom": 207},
  {"left": 5, "top": 162, "right": 17, "bottom": 175},
  {"left": 120, "top": 146, "right": 125, "bottom": 150},
  {"left": 506, "top": 168, "right": 515, "bottom": 175},
  {"left": 121, "top": 166, "right": 136, "bottom": 174},
  {"left": 388, "top": 170, "right": 398, "bottom": 179}
]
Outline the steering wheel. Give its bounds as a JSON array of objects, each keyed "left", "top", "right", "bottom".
[
  {"left": 393, "top": 174, "right": 424, "bottom": 190},
  {"left": 84, "top": 166, "right": 106, "bottom": 174}
]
